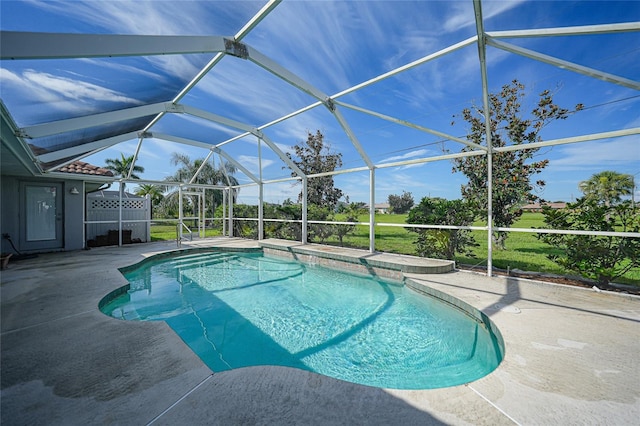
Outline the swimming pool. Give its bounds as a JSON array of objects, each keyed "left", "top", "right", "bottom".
[{"left": 100, "top": 249, "right": 503, "bottom": 390}]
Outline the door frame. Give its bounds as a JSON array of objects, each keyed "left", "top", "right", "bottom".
[{"left": 19, "top": 181, "right": 65, "bottom": 251}]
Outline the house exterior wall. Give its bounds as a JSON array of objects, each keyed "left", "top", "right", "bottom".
[{"left": 0, "top": 175, "right": 85, "bottom": 254}]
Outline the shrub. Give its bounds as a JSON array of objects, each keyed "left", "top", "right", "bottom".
[
  {"left": 406, "top": 197, "right": 478, "bottom": 260},
  {"left": 539, "top": 199, "right": 640, "bottom": 284}
]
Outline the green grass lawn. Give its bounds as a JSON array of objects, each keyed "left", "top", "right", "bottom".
[
  {"left": 337, "top": 212, "right": 640, "bottom": 285},
  {"left": 150, "top": 221, "right": 222, "bottom": 241},
  {"left": 151, "top": 213, "right": 639, "bottom": 285}
]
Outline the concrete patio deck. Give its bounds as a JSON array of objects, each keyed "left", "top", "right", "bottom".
[{"left": 1, "top": 238, "right": 639, "bottom": 425}]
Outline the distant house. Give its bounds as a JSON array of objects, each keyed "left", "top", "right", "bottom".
[
  {"left": 364, "top": 203, "right": 391, "bottom": 214},
  {"left": 521, "top": 202, "right": 567, "bottom": 212}
]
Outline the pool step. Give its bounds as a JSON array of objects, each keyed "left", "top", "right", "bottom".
[
  {"left": 259, "top": 239, "right": 455, "bottom": 275},
  {"left": 171, "top": 254, "right": 254, "bottom": 273},
  {"left": 169, "top": 252, "right": 237, "bottom": 269}
]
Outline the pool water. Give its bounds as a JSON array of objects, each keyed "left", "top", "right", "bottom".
[{"left": 100, "top": 251, "right": 503, "bottom": 389}]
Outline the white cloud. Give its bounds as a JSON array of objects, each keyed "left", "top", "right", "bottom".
[
  {"left": 549, "top": 137, "right": 640, "bottom": 171},
  {"left": 193, "top": 57, "right": 320, "bottom": 124},
  {"left": 26, "top": 70, "right": 142, "bottom": 105},
  {"left": 379, "top": 149, "right": 432, "bottom": 164},
  {"left": 625, "top": 114, "right": 640, "bottom": 129},
  {"left": 442, "top": 1, "right": 526, "bottom": 33},
  {"left": 77, "top": 59, "right": 168, "bottom": 83},
  {"left": 24, "top": 0, "right": 251, "bottom": 36},
  {"left": 240, "top": 180, "right": 301, "bottom": 204},
  {"left": 237, "top": 155, "right": 275, "bottom": 177},
  {"left": 143, "top": 139, "right": 191, "bottom": 159},
  {"left": 1, "top": 68, "right": 142, "bottom": 118},
  {"left": 172, "top": 113, "right": 244, "bottom": 138},
  {"left": 22, "top": 0, "right": 247, "bottom": 83},
  {"left": 249, "top": 2, "right": 363, "bottom": 93}
]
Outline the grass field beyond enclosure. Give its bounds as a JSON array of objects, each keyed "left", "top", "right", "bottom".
[{"left": 151, "top": 213, "right": 639, "bottom": 285}]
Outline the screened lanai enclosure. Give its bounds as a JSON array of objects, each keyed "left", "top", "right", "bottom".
[{"left": 1, "top": 0, "right": 639, "bottom": 275}]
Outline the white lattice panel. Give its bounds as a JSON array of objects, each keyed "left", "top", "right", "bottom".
[{"left": 86, "top": 194, "right": 150, "bottom": 242}]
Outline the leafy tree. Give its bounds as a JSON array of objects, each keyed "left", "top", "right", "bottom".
[
  {"left": 231, "top": 204, "right": 259, "bottom": 239},
  {"left": 134, "top": 184, "right": 164, "bottom": 219},
  {"left": 264, "top": 203, "right": 303, "bottom": 241},
  {"left": 578, "top": 171, "right": 634, "bottom": 207},
  {"left": 452, "top": 79, "right": 583, "bottom": 249},
  {"left": 406, "top": 197, "right": 478, "bottom": 260},
  {"left": 334, "top": 202, "right": 366, "bottom": 246},
  {"left": 388, "top": 191, "right": 414, "bottom": 214},
  {"left": 286, "top": 130, "right": 343, "bottom": 210},
  {"left": 539, "top": 198, "right": 640, "bottom": 284},
  {"left": 307, "top": 205, "right": 334, "bottom": 243},
  {"left": 104, "top": 153, "right": 144, "bottom": 189}
]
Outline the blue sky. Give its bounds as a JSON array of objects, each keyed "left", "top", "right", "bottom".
[{"left": 1, "top": 0, "right": 639, "bottom": 205}]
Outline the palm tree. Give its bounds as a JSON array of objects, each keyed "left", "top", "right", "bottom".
[
  {"left": 134, "top": 184, "right": 164, "bottom": 219},
  {"left": 578, "top": 171, "right": 634, "bottom": 206},
  {"left": 164, "top": 153, "right": 239, "bottom": 218},
  {"left": 104, "top": 153, "right": 144, "bottom": 189}
]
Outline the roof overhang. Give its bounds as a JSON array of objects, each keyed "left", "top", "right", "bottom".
[{"left": 1, "top": 101, "right": 42, "bottom": 177}]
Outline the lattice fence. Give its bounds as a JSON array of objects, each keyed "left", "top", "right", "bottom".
[{"left": 86, "top": 191, "right": 150, "bottom": 245}]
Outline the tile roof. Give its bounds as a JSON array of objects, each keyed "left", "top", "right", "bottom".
[
  {"left": 58, "top": 161, "right": 114, "bottom": 177},
  {"left": 27, "top": 144, "right": 113, "bottom": 177}
]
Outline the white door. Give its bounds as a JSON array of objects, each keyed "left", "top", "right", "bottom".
[{"left": 20, "top": 182, "right": 64, "bottom": 251}]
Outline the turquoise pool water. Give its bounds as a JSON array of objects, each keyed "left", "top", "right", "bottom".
[{"left": 100, "top": 250, "right": 503, "bottom": 389}]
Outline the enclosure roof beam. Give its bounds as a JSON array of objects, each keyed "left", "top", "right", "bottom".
[
  {"left": 487, "top": 21, "right": 640, "bottom": 38},
  {"left": 487, "top": 38, "right": 640, "bottom": 91},
  {"left": 308, "top": 166, "right": 372, "bottom": 179},
  {"left": 112, "top": 177, "right": 229, "bottom": 190},
  {"left": 188, "top": 150, "right": 216, "bottom": 185},
  {"left": 493, "top": 127, "right": 640, "bottom": 153},
  {"left": 376, "top": 149, "right": 486, "bottom": 170},
  {"left": 262, "top": 176, "right": 302, "bottom": 185},
  {"left": 246, "top": 45, "right": 329, "bottom": 103},
  {"left": 127, "top": 135, "right": 144, "bottom": 180},
  {"left": 149, "top": 132, "right": 214, "bottom": 150},
  {"left": 0, "top": 32, "right": 227, "bottom": 60},
  {"left": 213, "top": 147, "right": 260, "bottom": 184},
  {"left": 44, "top": 171, "right": 117, "bottom": 182},
  {"left": 182, "top": 105, "right": 256, "bottom": 135},
  {"left": 142, "top": 0, "right": 282, "bottom": 133},
  {"left": 148, "top": 132, "right": 260, "bottom": 184},
  {"left": 332, "top": 36, "right": 477, "bottom": 99},
  {"left": 239, "top": 42, "right": 375, "bottom": 169},
  {"left": 18, "top": 102, "right": 177, "bottom": 139},
  {"left": 301, "top": 149, "right": 487, "bottom": 178},
  {"left": 36, "top": 131, "right": 140, "bottom": 164},
  {"left": 335, "top": 100, "right": 487, "bottom": 151},
  {"left": 157, "top": 113, "right": 305, "bottom": 181},
  {"left": 190, "top": 36, "right": 477, "bottom": 154},
  {"left": 473, "top": 0, "right": 495, "bottom": 278},
  {"left": 216, "top": 101, "right": 324, "bottom": 148},
  {"left": 258, "top": 133, "right": 306, "bottom": 178},
  {"left": 205, "top": 35, "right": 479, "bottom": 164},
  {"left": 332, "top": 105, "right": 374, "bottom": 169},
  {"left": 1, "top": 101, "right": 43, "bottom": 176}
]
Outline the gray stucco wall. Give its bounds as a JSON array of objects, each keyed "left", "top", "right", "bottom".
[{"left": 1, "top": 175, "right": 85, "bottom": 254}]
